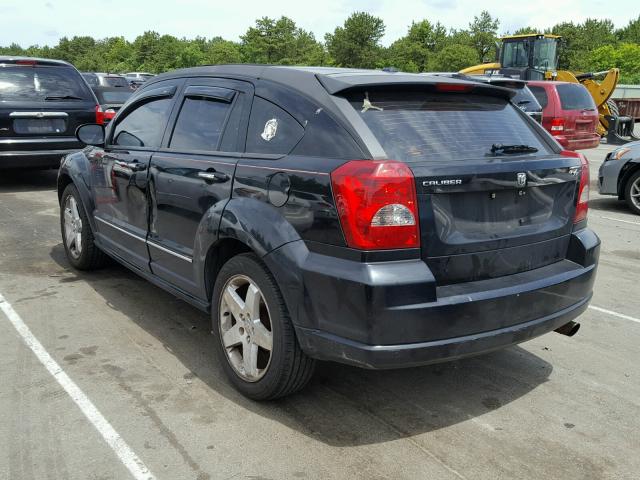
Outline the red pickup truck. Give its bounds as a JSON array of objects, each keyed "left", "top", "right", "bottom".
[{"left": 528, "top": 81, "right": 600, "bottom": 150}]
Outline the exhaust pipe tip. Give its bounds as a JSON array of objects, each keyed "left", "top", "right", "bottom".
[{"left": 555, "top": 321, "right": 581, "bottom": 337}]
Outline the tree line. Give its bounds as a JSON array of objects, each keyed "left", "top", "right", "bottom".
[{"left": 2, "top": 12, "right": 639, "bottom": 84}]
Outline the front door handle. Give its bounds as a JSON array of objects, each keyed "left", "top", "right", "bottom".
[
  {"left": 198, "top": 171, "right": 229, "bottom": 183},
  {"left": 115, "top": 159, "right": 147, "bottom": 172}
]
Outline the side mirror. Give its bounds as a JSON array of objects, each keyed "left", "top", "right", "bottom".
[{"left": 76, "top": 124, "right": 105, "bottom": 147}]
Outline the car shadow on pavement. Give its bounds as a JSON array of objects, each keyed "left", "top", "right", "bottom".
[
  {"left": 588, "top": 196, "right": 634, "bottom": 215},
  {"left": 0, "top": 168, "right": 59, "bottom": 193},
  {"left": 50, "top": 243, "right": 553, "bottom": 447}
]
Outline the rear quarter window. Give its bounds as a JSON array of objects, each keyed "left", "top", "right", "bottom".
[
  {"left": 246, "top": 96, "right": 304, "bottom": 155},
  {"left": 556, "top": 84, "right": 596, "bottom": 111},
  {"left": 348, "top": 90, "right": 552, "bottom": 163},
  {"left": 528, "top": 85, "right": 549, "bottom": 109}
]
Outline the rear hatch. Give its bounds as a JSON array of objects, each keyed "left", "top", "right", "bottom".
[
  {"left": 345, "top": 86, "right": 581, "bottom": 284},
  {"left": 555, "top": 83, "right": 598, "bottom": 138},
  {"left": 0, "top": 62, "right": 96, "bottom": 150}
]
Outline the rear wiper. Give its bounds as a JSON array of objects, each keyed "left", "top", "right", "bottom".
[
  {"left": 44, "top": 95, "right": 83, "bottom": 101},
  {"left": 489, "top": 143, "right": 538, "bottom": 156},
  {"left": 516, "top": 100, "right": 531, "bottom": 105}
]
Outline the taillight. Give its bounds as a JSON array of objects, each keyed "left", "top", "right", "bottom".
[
  {"left": 562, "top": 150, "right": 589, "bottom": 224},
  {"left": 330, "top": 160, "right": 420, "bottom": 250},
  {"left": 104, "top": 108, "right": 116, "bottom": 122},
  {"left": 550, "top": 117, "right": 565, "bottom": 134},
  {"left": 435, "top": 83, "right": 474, "bottom": 93},
  {"left": 95, "top": 105, "right": 105, "bottom": 125}
]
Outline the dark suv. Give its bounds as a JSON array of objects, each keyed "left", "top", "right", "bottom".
[
  {"left": 1, "top": 56, "right": 100, "bottom": 169},
  {"left": 58, "top": 66, "right": 599, "bottom": 400}
]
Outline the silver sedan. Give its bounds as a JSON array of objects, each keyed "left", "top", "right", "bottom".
[{"left": 598, "top": 141, "right": 640, "bottom": 215}]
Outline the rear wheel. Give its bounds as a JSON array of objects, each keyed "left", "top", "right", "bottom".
[
  {"left": 211, "top": 253, "right": 315, "bottom": 400},
  {"left": 624, "top": 171, "right": 640, "bottom": 215},
  {"left": 60, "top": 184, "right": 108, "bottom": 270}
]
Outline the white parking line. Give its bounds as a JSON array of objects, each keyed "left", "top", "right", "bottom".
[
  {"left": 589, "top": 305, "right": 640, "bottom": 324},
  {"left": 0, "top": 292, "right": 155, "bottom": 480},
  {"left": 599, "top": 215, "right": 640, "bottom": 226}
]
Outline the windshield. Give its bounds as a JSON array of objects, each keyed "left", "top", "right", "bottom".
[
  {"left": 349, "top": 90, "right": 551, "bottom": 163},
  {"left": 0, "top": 65, "right": 93, "bottom": 102},
  {"left": 533, "top": 38, "right": 557, "bottom": 71}
]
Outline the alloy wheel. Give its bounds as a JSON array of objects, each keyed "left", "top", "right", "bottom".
[
  {"left": 630, "top": 177, "right": 640, "bottom": 210},
  {"left": 63, "top": 196, "right": 83, "bottom": 259},
  {"left": 218, "top": 275, "right": 273, "bottom": 382}
]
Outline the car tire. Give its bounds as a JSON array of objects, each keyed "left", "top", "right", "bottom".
[
  {"left": 211, "top": 253, "right": 316, "bottom": 400},
  {"left": 60, "top": 184, "right": 108, "bottom": 270},
  {"left": 624, "top": 170, "right": 640, "bottom": 215}
]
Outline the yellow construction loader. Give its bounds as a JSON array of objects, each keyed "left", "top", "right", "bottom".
[{"left": 460, "top": 34, "right": 639, "bottom": 144}]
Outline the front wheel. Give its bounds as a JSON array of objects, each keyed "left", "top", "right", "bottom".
[
  {"left": 211, "top": 253, "right": 315, "bottom": 400},
  {"left": 60, "top": 184, "right": 108, "bottom": 270},
  {"left": 624, "top": 171, "right": 640, "bottom": 215}
]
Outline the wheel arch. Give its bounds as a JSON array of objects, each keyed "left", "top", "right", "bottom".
[{"left": 617, "top": 159, "right": 640, "bottom": 200}]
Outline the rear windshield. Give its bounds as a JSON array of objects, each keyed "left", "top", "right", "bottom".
[
  {"left": 556, "top": 84, "right": 596, "bottom": 111},
  {"left": 528, "top": 85, "right": 548, "bottom": 109},
  {"left": 349, "top": 91, "right": 552, "bottom": 163},
  {"left": 104, "top": 76, "right": 129, "bottom": 88},
  {"left": 0, "top": 65, "right": 93, "bottom": 102},
  {"left": 98, "top": 90, "right": 132, "bottom": 104}
]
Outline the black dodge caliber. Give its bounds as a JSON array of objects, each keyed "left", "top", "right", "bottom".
[{"left": 58, "top": 65, "right": 599, "bottom": 399}]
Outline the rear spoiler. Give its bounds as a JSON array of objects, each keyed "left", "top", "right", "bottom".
[
  {"left": 0, "top": 58, "right": 72, "bottom": 67},
  {"left": 316, "top": 72, "right": 516, "bottom": 100}
]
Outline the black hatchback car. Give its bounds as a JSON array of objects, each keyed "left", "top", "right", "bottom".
[
  {"left": 0, "top": 56, "right": 99, "bottom": 169},
  {"left": 58, "top": 65, "right": 599, "bottom": 399}
]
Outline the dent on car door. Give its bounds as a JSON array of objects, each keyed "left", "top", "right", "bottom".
[
  {"left": 148, "top": 81, "right": 251, "bottom": 297},
  {"left": 92, "top": 88, "right": 177, "bottom": 272}
]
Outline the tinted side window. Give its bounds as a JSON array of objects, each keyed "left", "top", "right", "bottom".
[
  {"left": 246, "top": 97, "right": 304, "bottom": 154},
  {"left": 556, "top": 84, "right": 596, "bottom": 111},
  {"left": 112, "top": 97, "right": 172, "bottom": 148},
  {"left": 170, "top": 97, "right": 232, "bottom": 151},
  {"left": 528, "top": 86, "right": 549, "bottom": 109}
]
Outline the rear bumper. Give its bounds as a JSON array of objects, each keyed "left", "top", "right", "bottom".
[
  {"left": 296, "top": 295, "right": 590, "bottom": 369},
  {"left": 266, "top": 229, "right": 599, "bottom": 369},
  {"left": 0, "top": 149, "right": 79, "bottom": 168},
  {"left": 554, "top": 133, "right": 600, "bottom": 151}
]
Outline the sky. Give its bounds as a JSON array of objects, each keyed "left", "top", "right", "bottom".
[{"left": 0, "top": 0, "right": 637, "bottom": 47}]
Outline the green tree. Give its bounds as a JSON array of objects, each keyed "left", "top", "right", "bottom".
[
  {"left": 241, "top": 16, "right": 324, "bottom": 65},
  {"left": 616, "top": 15, "right": 640, "bottom": 44},
  {"left": 588, "top": 43, "right": 640, "bottom": 84},
  {"left": 386, "top": 20, "right": 447, "bottom": 72},
  {"left": 205, "top": 38, "right": 243, "bottom": 65},
  {"left": 468, "top": 11, "right": 499, "bottom": 62},
  {"left": 325, "top": 12, "right": 385, "bottom": 68},
  {"left": 429, "top": 44, "right": 479, "bottom": 71}
]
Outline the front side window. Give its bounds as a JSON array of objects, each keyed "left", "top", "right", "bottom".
[
  {"left": 112, "top": 97, "right": 172, "bottom": 148},
  {"left": 502, "top": 41, "right": 530, "bottom": 68},
  {"left": 170, "top": 97, "right": 232, "bottom": 151},
  {"left": 246, "top": 96, "right": 304, "bottom": 155}
]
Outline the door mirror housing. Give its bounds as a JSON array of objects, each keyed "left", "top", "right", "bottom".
[{"left": 76, "top": 124, "right": 105, "bottom": 147}]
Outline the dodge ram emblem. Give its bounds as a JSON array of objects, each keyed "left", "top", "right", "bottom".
[{"left": 517, "top": 172, "right": 527, "bottom": 188}]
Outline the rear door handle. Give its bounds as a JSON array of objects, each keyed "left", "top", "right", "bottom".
[{"left": 198, "top": 171, "right": 229, "bottom": 183}]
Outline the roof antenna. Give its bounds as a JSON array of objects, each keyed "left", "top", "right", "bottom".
[{"left": 361, "top": 91, "right": 383, "bottom": 113}]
